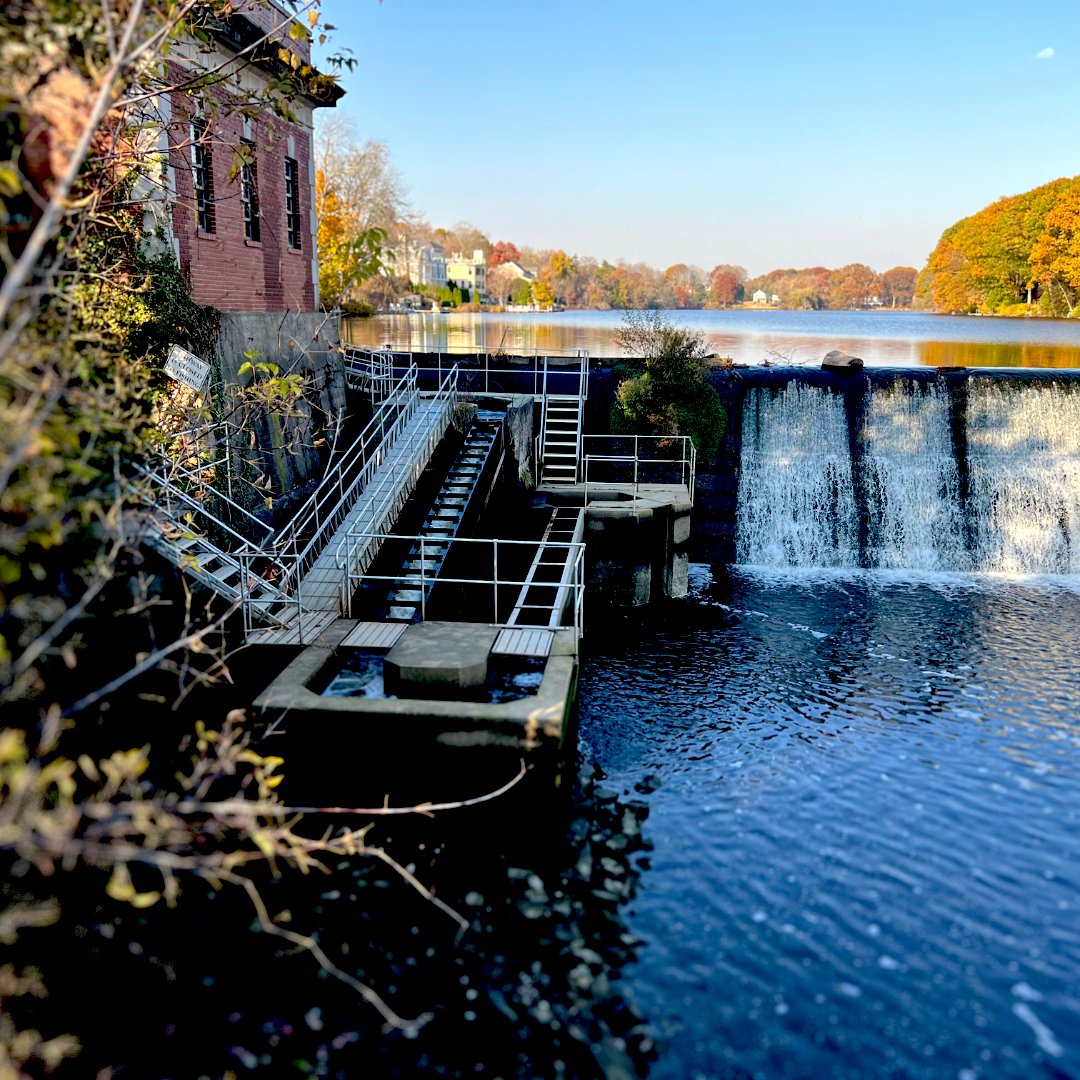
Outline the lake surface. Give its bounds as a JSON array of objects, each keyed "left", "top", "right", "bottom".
[
  {"left": 343, "top": 309, "right": 1080, "bottom": 369},
  {"left": 578, "top": 569, "right": 1080, "bottom": 1079}
]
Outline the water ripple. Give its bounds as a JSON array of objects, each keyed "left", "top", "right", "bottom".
[{"left": 580, "top": 570, "right": 1080, "bottom": 1079}]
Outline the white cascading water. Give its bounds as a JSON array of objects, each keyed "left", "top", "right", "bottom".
[
  {"left": 736, "top": 383, "right": 858, "bottom": 567},
  {"left": 735, "top": 377, "right": 1079, "bottom": 573},
  {"left": 966, "top": 381, "right": 1080, "bottom": 574},
  {"left": 860, "top": 382, "right": 966, "bottom": 570}
]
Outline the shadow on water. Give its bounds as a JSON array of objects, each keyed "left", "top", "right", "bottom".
[{"left": 12, "top": 750, "right": 660, "bottom": 1078}]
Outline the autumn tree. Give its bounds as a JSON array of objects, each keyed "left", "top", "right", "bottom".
[
  {"left": 433, "top": 221, "right": 490, "bottom": 259},
  {"left": 314, "top": 116, "right": 408, "bottom": 308},
  {"left": 487, "top": 240, "right": 521, "bottom": 268},
  {"left": 316, "top": 169, "right": 392, "bottom": 309},
  {"left": 917, "top": 177, "right": 1080, "bottom": 313},
  {"left": 538, "top": 249, "right": 577, "bottom": 304},
  {"left": 662, "top": 263, "right": 697, "bottom": 308},
  {"left": 531, "top": 280, "right": 556, "bottom": 308},
  {"left": 880, "top": 266, "right": 918, "bottom": 308},
  {"left": 708, "top": 267, "right": 741, "bottom": 306},
  {"left": 829, "top": 263, "right": 881, "bottom": 309},
  {"left": 1030, "top": 185, "right": 1080, "bottom": 316}
]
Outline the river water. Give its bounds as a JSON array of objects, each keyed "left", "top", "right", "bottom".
[
  {"left": 343, "top": 310, "right": 1080, "bottom": 368},
  {"left": 578, "top": 568, "right": 1080, "bottom": 1079}
]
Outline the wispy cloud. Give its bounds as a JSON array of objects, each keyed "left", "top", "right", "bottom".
[{"left": 1036, "top": 47, "right": 1055, "bottom": 59}]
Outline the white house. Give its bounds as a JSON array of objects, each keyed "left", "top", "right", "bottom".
[
  {"left": 752, "top": 289, "right": 768, "bottom": 304},
  {"left": 446, "top": 249, "right": 487, "bottom": 300},
  {"left": 398, "top": 239, "right": 447, "bottom": 288}
]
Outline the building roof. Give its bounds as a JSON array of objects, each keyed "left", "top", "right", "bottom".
[{"left": 198, "top": 3, "right": 345, "bottom": 108}]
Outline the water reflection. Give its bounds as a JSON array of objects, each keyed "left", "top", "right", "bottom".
[{"left": 342, "top": 310, "right": 1080, "bottom": 368}]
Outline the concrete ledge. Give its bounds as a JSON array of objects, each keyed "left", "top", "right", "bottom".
[{"left": 253, "top": 624, "right": 578, "bottom": 752}]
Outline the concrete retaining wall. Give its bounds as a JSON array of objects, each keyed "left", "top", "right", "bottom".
[{"left": 213, "top": 311, "right": 346, "bottom": 522}]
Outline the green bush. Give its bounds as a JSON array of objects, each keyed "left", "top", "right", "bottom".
[{"left": 610, "top": 311, "right": 726, "bottom": 462}]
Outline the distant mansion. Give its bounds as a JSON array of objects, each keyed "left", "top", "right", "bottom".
[{"left": 396, "top": 239, "right": 487, "bottom": 300}]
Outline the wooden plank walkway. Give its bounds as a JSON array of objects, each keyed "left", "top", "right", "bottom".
[
  {"left": 491, "top": 627, "right": 554, "bottom": 658},
  {"left": 339, "top": 620, "right": 409, "bottom": 650},
  {"left": 246, "top": 609, "right": 339, "bottom": 646}
]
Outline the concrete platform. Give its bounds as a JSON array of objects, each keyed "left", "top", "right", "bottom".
[
  {"left": 253, "top": 620, "right": 578, "bottom": 755},
  {"left": 538, "top": 481, "right": 691, "bottom": 510},
  {"left": 384, "top": 621, "right": 497, "bottom": 692}
]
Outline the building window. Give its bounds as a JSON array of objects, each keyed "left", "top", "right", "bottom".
[
  {"left": 191, "top": 118, "right": 214, "bottom": 233},
  {"left": 284, "top": 157, "right": 301, "bottom": 250},
  {"left": 240, "top": 142, "right": 260, "bottom": 242}
]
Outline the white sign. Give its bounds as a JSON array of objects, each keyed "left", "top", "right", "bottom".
[{"left": 164, "top": 344, "right": 211, "bottom": 393}]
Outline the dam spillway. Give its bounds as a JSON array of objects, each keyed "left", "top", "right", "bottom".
[{"left": 724, "top": 368, "right": 1080, "bottom": 573}]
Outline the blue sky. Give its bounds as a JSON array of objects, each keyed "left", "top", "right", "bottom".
[{"left": 315, "top": 0, "right": 1080, "bottom": 275}]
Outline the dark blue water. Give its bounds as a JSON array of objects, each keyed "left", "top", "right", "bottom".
[{"left": 579, "top": 567, "right": 1080, "bottom": 1079}]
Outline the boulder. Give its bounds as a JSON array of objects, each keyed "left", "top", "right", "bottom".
[{"left": 821, "top": 349, "right": 864, "bottom": 372}]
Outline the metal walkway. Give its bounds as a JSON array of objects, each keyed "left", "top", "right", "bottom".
[
  {"left": 297, "top": 391, "right": 456, "bottom": 612},
  {"left": 507, "top": 506, "right": 585, "bottom": 628}
]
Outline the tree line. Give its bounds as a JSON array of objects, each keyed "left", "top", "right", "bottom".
[
  {"left": 917, "top": 176, "right": 1080, "bottom": 316},
  {"left": 314, "top": 121, "right": 918, "bottom": 313}
]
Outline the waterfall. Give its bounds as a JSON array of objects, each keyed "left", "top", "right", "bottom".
[
  {"left": 966, "top": 382, "right": 1080, "bottom": 573},
  {"left": 737, "top": 382, "right": 858, "bottom": 567},
  {"left": 734, "top": 374, "right": 1080, "bottom": 573},
  {"left": 860, "top": 383, "right": 966, "bottom": 570}
]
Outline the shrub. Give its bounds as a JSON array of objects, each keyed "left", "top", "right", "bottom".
[{"left": 610, "top": 311, "right": 726, "bottom": 462}]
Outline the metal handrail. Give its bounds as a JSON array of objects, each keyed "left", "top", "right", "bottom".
[
  {"left": 341, "top": 531, "right": 586, "bottom": 645},
  {"left": 343, "top": 345, "right": 589, "bottom": 401},
  {"left": 267, "top": 366, "right": 420, "bottom": 578},
  {"left": 333, "top": 367, "right": 460, "bottom": 610},
  {"left": 134, "top": 465, "right": 276, "bottom": 547},
  {"left": 580, "top": 435, "right": 696, "bottom": 503}
]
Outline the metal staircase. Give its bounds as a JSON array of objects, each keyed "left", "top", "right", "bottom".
[
  {"left": 136, "top": 468, "right": 298, "bottom": 628},
  {"left": 540, "top": 396, "right": 583, "bottom": 483},
  {"left": 538, "top": 352, "right": 588, "bottom": 484},
  {"left": 384, "top": 417, "right": 502, "bottom": 621}
]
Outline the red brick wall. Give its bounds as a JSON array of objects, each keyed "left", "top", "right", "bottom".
[
  {"left": 170, "top": 88, "right": 315, "bottom": 312},
  {"left": 233, "top": 0, "right": 312, "bottom": 63}
]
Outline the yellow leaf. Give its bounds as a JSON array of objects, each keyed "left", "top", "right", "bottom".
[
  {"left": 252, "top": 831, "right": 277, "bottom": 857},
  {"left": 106, "top": 866, "right": 135, "bottom": 902},
  {"left": 0, "top": 166, "right": 22, "bottom": 198}
]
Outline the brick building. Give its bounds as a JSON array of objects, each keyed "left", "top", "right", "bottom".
[
  {"left": 150, "top": 2, "right": 349, "bottom": 511},
  {"left": 164, "top": 1, "right": 342, "bottom": 312}
]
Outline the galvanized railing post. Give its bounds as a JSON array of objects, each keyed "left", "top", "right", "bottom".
[{"left": 420, "top": 537, "right": 426, "bottom": 621}]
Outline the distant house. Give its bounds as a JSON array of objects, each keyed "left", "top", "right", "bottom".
[
  {"left": 752, "top": 289, "right": 768, "bottom": 304},
  {"left": 399, "top": 240, "right": 447, "bottom": 289},
  {"left": 501, "top": 259, "right": 537, "bottom": 282},
  {"left": 446, "top": 249, "right": 488, "bottom": 300}
]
